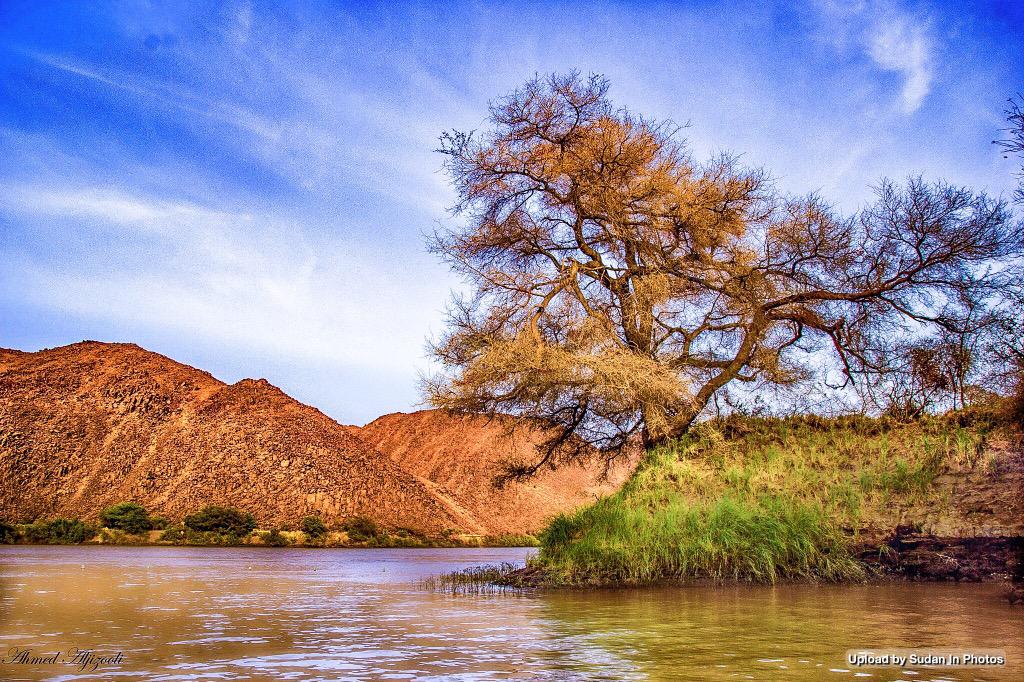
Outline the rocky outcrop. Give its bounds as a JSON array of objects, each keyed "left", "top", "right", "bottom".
[
  {"left": 0, "top": 342, "right": 468, "bottom": 532},
  {"left": 351, "top": 410, "right": 638, "bottom": 535},
  {"left": 851, "top": 433, "right": 1024, "bottom": 591},
  {"left": 857, "top": 528, "right": 1022, "bottom": 582}
]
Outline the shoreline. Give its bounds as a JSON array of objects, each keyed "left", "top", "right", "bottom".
[
  {"left": 0, "top": 531, "right": 541, "bottom": 551},
  {"left": 0, "top": 514, "right": 541, "bottom": 550},
  {"left": 445, "top": 564, "right": 1024, "bottom": 594},
  {"left": 424, "top": 530, "right": 1024, "bottom": 596},
  {"left": 0, "top": 541, "right": 541, "bottom": 550}
]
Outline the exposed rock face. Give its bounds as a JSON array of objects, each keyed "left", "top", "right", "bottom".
[
  {"left": 850, "top": 434, "right": 1024, "bottom": 586},
  {"left": 353, "top": 410, "right": 638, "bottom": 535},
  {"left": 0, "top": 342, "right": 470, "bottom": 532},
  {"left": 857, "top": 529, "right": 1023, "bottom": 582},
  {"left": 894, "top": 440, "right": 1024, "bottom": 539}
]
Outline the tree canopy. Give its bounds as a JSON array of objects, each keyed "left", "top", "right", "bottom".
[{"left": 426, "top": 73, "right": 1023, "bottom": 469}]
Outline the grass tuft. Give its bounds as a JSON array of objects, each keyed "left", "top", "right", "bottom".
[{"left": 420, "top": 562, "right": 531, "bottom": 594}]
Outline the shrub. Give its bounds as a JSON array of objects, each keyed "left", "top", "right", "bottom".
[
  {"left": 149, "top": 515, "right": 170, "bottom": 530},
  {"left": 301, "top": 515, "right": 327, "bottom": 538},
  {"left": 264, "top": 528, "right": 289, "bottom": 547},
  {"left": 24, "top": 522, "right": 47, "bottom": 543},
  {"left": 99, "top": 502, "right": 152, "bottom": 534},
  {"left": 183, "top": 506, "right": 256, "bottom": 537},
  {"left": 159, "top": 525, "right": 186, "bottom": 543},
  {"left": 99, "top": 528, "right": 146, "bottom": 545},
  {"left": 0, "top": 521, "right": 16, "bottom": 544},
  {"left": 25, "top": 519, "right": 92, "bottom": 544},
  {"left": 342, "top": 515, "right": 380, "bottom": 542},
  {"left": 384, "top": 528, "right": 432, "bottom": 548}
]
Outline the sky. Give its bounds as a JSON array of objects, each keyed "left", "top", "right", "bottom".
[{"left": 1, "top": 1, "right": 1022, "bottom": 425}]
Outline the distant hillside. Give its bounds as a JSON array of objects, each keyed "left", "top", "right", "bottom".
[
  {"left": 0, "top": 342, "right": 476, "bottom": 532},
  {"left": 353, "top": 410, "right": 638, "bottom": 535}
]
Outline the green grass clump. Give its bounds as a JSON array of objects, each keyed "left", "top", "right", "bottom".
[
  {"left": 534, "top": 412, "right": 1004, "bottom": 586},
  {"left": 540, "top": 494, "right": 861, "bottom": 585}
]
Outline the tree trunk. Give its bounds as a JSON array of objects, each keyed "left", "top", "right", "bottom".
[{"left": 640, "top": 401, "right": 670, "bottom": 449}]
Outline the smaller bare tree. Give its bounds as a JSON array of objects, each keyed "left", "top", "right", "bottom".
[{"left": 996, "top": 94, "right": 1024, "bottom": 203}]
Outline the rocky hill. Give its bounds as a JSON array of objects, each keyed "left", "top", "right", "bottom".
[
  {"left": 0, "top": 342, "right": 474, "bottom": 532},
  {"left": 352, "top": 410, "right": 637, "bottom": 535},
  {"left": 0, "top": 341, "right": 632, "bottom": 535}
]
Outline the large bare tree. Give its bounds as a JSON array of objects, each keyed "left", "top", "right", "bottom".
[{"left": 426, "top": 73, "right": 1022, "bottom": 466}]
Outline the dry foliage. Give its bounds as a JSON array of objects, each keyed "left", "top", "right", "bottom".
[{"left": 426, "top": 73, "right": 1024, "bottom": 469}]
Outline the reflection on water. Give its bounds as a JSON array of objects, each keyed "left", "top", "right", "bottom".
[{"left": 1, "top": 546, "right": 1021, "bottom": 680}]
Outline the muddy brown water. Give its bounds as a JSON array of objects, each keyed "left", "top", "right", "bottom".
[{"left": 1, "top": 546, "right": 1021, "bottom": 680}]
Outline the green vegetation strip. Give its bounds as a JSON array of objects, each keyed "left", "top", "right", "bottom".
[
  {"left": 530, "top": 412, "right": 1001, "bottom": 586},
  {"left": 0, "top": 506, "right": 540, "bottom": 549}
]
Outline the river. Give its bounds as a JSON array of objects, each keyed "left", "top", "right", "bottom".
[{"left": 0, "top": 546, "right": 1021, "bottom": 680}]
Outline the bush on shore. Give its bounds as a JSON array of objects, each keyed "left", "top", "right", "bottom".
[
  {"left": 25, "top": 518, "right": 94, "bottom": 544},
  {"left": 158, "top": 525, "right": 185, "bottom": 542},
  {"left": 301, "top": 515, "right": 327, "bottom": 538},
  {"left": 183, "top": 506, "right": 256, "bottom": 537},
  {"left": 342, "top": 515, "right": 380, "bottom": 542},
  {"left": 99, "top": 502, "right": 153, "bottom": 534},
  {"left": 0, "top": 521, "right": 16, "bottom": 544},
  {"left": 262, "top": 528, "right": 289, "bottom": 547}
]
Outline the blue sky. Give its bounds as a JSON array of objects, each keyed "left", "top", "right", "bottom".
[{"left": 1, "top": 1, "right": 1021, "bottom": 425}]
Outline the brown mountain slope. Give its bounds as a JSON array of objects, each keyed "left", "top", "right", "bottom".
[
  {"left": 353, "top": 410, "right": 638, "bottom": 535},
  {"left": 0, "top": 342, "right": 472, "bottom": 532}
]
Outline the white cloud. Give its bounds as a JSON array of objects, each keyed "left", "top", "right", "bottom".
[
  {"left": 26, "top": 46, "right": 464, "bottom": 217},
  {"left": 228, "top": 1, "right": 254, "bottom": 48},
  {"left": 865, "top": 10, "right": 934, "bottom": 114},
  {"left": 0, "top": 184, "right": 453, "bottom": 373},
  {"left": 5, "top": 185, "right": 248, "bottom": 232},
  {"left": 813, "top": 0, "right": 936, "bottom": 115}
]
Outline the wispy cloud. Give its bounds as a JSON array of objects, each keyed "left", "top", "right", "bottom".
[
  {"left": 5, "top": 185, "right": 249, "bottom": 231},
  {"left": 25, "top": 6, "right": 476, "bottom": 216},
  {"left": 1, "top": 182, "right": 452, "bottom": 373},
  {"left": 28, "top": 51, "right": 285, "bottom": 142},
  {"left": 865, "top": 8, "right": 934, "bottom": 114},
  {"left": 814, "top": 0, "right": 936, "bottom": 115}
]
